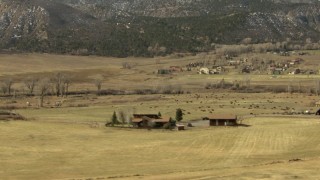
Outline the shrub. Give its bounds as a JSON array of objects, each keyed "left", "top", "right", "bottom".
[{"left": 176, "top": 109, "right": 183, "bottom": 122}]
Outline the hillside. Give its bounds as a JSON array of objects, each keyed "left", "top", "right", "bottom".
[{"left": 0, "top": 0, "right": 320, "bottom": 56}]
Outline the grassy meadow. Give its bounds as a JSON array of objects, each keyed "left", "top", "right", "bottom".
[
  {"left": 1, "top": 52, "right": 320, "bottom": 179},
  {"left": 1, "top": 117, "right": 320, "bottom": 179}
]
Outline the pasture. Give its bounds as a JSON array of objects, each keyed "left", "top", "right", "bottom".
[
  {"left": 1, "top": 117, "right": 320, "bottom": 179},
  {"left": 1, "top": 52, "right": 320, "bottom": 179},
  {"left": 0, "top": 52, "right": 320, "bottom": 92}
]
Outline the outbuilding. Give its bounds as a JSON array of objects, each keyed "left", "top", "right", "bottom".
[
  {"left": 208, "top": 114, "right": 237, "bottom": 126},
  {"left": 176, "top": 124, "right": 185, "bottom": 131}
]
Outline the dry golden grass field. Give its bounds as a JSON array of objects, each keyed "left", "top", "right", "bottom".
[
  {"left": 1, "top": 117, "right": 320, "bottom": 180},
  {"left": 0, "top": 52, "right": 320, "bottom": 92},
  {"left": 1, "top": 52, "right": 320, "bottom": 179}
]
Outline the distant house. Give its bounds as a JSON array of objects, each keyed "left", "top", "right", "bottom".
[
  {"left": 289, "top": 68, "right": 301, "bottom": 75},
  {"left": 272, "top": 68, "right": 284, "bottom": 75},
  {"left": 228, "top": 60, "right": 240, "bottom": 66},
  {"left": 279, "top": 51, "right": 290, "bottom": 56},
  {"left": 132, "top": 114, "right": 170, "bottom": 128},
  {"left": 199, "top": 67, "right": 210, "bottom": 74},
  {"left": 170, "top": 66, "right": 183, "bottom": 72},
  {"left": 206, "top": 114, "right": 237, "bottom": 126},
  {"left": 199, "top": 66, "right": 224, "bottom": 75},
  {"left": 212, "top": 66, "right": 224, "bottom": 73},
  {"left": 242, "top": 66, "right": 251, "bottom": 73}
]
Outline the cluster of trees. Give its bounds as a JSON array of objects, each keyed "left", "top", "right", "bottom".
[
  {"left": 204, "top": 77, "right": 320, "bottom": 95},
  {"left": 215, "top": 39, "right": 320, "bottom": 58},
  {"left": 108, "top": 108, "right": 184, "bottom": 128},
  {"left": 0, "top": 73, "right": 70, "bottom": 107}
]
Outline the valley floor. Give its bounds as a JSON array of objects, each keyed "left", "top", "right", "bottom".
[
  {"left": 1, "top": 53, "right": 320, "bottom": 179},
  {"left": 1, "top": 116, "right": 320, "bottom": 180}
]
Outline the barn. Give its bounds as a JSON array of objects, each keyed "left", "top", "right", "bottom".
[{"left": 208, "top": 114, "right": 237, "bottom": 126}]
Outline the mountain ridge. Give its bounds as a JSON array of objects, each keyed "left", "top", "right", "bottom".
[{"left": 0, "top": 0, "right": 319, "bottom": 56}]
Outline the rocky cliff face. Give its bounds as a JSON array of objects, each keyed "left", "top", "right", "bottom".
[
  {"left": 243, "top": 5, "right": 320, "bottom": 41},
  {"left": 59, "top": 0, "right": 320, "bottom": 18},
  {"left": 0, "top": 0, "right": 319, "bottom": 55},
  {"left": 0, "top": 1, "right": 49, "bottom": 44}
]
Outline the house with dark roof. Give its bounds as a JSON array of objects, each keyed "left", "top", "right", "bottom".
[{"left": 132, "top": 114, "right": 170, "bottom": 128}]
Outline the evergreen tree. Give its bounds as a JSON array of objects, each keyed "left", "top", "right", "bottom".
[
  {"left": 169, "top": 117, "right": 176, "bottom": 126},
  {"left": 175, "top": 108, "right": 183, "bottom": 122},
  {"left": 158, "top": 111, "right": 162, "bottom": 117},
  {"left": 111, "top": 111, "right": 118, "bottom": 126}
]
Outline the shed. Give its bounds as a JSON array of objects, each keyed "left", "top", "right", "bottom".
[
  {"left": 176, "top": 124, "right": 185, "bottom": 130},
  {"left": 208, "top": 114, "right": 237, "bottom": 126}
]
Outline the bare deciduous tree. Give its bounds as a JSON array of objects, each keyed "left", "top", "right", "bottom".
[
  {"left": 1, "top": 83, "right": 7, "bottom": 94},
  {"left": 63, "top": 77, "right": 71, "bottom": 97},
  {"left": 314, "top": 79, "right": 320, "bottom": 96},
  {"left": 94, "top": 79, "right": 103, "bottom": 95},
  {"left": 38, "top": 78, "right": 50, "bottom": 107},
  {"left": 3, "top": 79, "right": 14, "bottom": 95},
  {"left": 51, "top": 72, "right": 67, "bottom": 97},
  {"left": 51, "top": 72, "right": 62, "bottom": 97},
  {"left": 24, "top": 76, "right": 38, "bottom": 95},
  {"left": 50, "top": 73, "right": 72, "bottom": 97},
  {"left": 117, "top": 109, "right": 134, "bottom": 127},
  {"left": 118, "top": 110, "right": 126, "bottom": 126}
]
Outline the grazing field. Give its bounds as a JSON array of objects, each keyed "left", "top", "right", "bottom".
[
  {"left": 1, "top": 117, "right": 320, "bottom": 179},
  {"left": 7, "top": 91, "right": 320, "bottom": 123},
  {"left": 1, "top": 52, "right": 320, "bottom": 179},
  {"left": 1, "top": 53, "right": 320, "bottom": 92}
]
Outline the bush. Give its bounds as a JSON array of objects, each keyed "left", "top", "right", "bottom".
[{"left": 163, "top": 122, "right": 172, "bottom": 129}]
